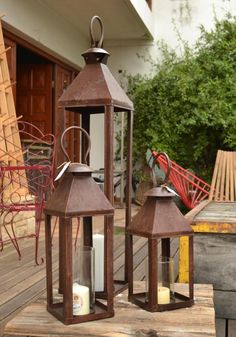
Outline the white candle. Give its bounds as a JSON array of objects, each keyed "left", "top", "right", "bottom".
[
  {"left": 73, "top": 283, "right": 90, "bottom": 315},
  {"left": 93, "top": 233, "right": 104, "bottom": 292},
  {"left": 157, "top": 286, "right": 170, "bottom": 304}
]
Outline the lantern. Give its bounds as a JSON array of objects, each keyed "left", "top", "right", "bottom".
[
  {"left": 126, "top": 153, "right": 194, "bottom": 311},
  {"left": 58, "top": 16, "right": 133, "bottom": 295},
  {"left": 44, "top": 127, "right": 114, "bottom": 324}
]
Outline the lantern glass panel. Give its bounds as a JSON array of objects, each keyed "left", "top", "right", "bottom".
[
  {"left": 73, "top": 245, "right": 95, "bottom": 315},
  {"left": 145, "top": 256, "right": 175, "bottom": 305}
]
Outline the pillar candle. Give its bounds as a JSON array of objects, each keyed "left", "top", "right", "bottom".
[
  {"left": 93, "top": 233, "right": 104, "bottom": 292},
  {"left": 73, "top": 283, "right": 90, "bottom": 315},
  {"left": 157, "top": 286, "right": 170, "bottom": 304}
]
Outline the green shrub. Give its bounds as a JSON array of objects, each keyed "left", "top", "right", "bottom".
[{"left": 127, "top": 14, "right": 236, "bottom": 182}]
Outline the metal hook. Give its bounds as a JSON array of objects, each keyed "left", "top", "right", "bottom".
[
  {"left": 89, "top": 15, "right": 104, "bottom": 48},
  {"left": 151, "top": 152, "right": 171, "bottom": 187},
  {"left": 60, "top": 126, "right": 91, "bottom": 164}
]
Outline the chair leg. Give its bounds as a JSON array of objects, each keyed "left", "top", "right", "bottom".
[
  {"left": 0, "top": 220, "right": 3, "bottom": 252},
  {"left": 35, "top": 207, "right": 44, "bottom": 265},
  {"left": 3, "top": 212, "right": 22, "bottom": 259}
]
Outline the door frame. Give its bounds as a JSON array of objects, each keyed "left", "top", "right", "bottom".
[{"left": 3, "top": 27, "right": 80, "bottom": 164}]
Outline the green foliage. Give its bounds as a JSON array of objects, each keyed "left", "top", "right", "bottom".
[{"left": 127, "top": 14, "right": 236, "bottom": 181}]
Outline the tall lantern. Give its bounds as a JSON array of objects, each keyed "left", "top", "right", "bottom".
[
  {"left": 127, "top": 153, "right": 194, "bottom": 312},
  {"left": 58, "top": 16, "right": 133, "bottom": 294},
  {"left": 44, "top": 127, "right": 114, "bottom": 324}
]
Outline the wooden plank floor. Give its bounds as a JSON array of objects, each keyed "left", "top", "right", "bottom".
[
  {"left": 0, "top": 236, "right": 58, "bottom": 328},
  {"left": 1, "top": 206, "right": 179, "bottom": 336},
  {"left": 0, "top": 229, "right": 148, "bottom": 333}
]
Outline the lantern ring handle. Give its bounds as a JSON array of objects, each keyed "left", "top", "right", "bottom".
[
  {"left": 90, "top": 15, "right": 104, "bottom": 48},
  {"left": 60, "top": 126, "right": 91, "bottom": 164},
  {"left": 151, "top": 152, "right": 171, "bottom": 187}
]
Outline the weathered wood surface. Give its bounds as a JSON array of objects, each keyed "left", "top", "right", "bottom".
[
  {"left": 193, "top": 201, "right": 236, "bottom": 224},
  {"left": 215, "top": 319, "right": 226, "bottom": 337},
  {"left": 214, "top": 290, "right": 236, "bottom": 320},
  {"left": 194, "top": 234, "right": 236, "bottom": 291},
  {"left": 4, "top": 283, "right": 215, "bottom": 337},
  {"left": 215, "top": 318, "right": 236, "bottom": 337},
  {"left": 194, "top": 233, "right": 236, "bottom": 319},
  {"left": 229, "top": 319, "right": 236, "bottom": 337},
  {"left": 0, "top": 237, "right": 58, "bottom": 326}
]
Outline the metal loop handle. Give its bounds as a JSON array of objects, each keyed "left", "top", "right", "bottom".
[
  {"left": 90, "top": 15, "right": 104, "bottom": 48},
  {"left": 151, "top": 152, "right": 171, "bottom": 187},
  {"left": 60, "top": 126, "right": 91, "bottom": 164}
]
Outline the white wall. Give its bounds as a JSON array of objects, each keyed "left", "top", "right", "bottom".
[
  {"left": 0, "top": 0, "right": 88, "bottom": 69},
  {"left": 107, "top": 0, "right": 236, "bottom": 78}
]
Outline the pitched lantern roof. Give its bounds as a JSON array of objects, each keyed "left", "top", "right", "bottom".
[
  {"left": 127, "top": 187, "right": 193, "bottom": 238},
  {"left": 58, "top": 17, "right": 133, "bottom": 113}
]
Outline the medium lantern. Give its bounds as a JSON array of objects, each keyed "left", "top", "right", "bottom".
[
  {"left": 126, "top": 153, "right": 194, "bottom": 312},
  {"left": 58, "top": 16, "right": 133, "bottom": 295},
  {"left": 44, "top": 127, "right": 114, "bottom": 324}
]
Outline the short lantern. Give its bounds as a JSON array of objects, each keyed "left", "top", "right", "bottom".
[
  {"left": 126, "top": 153, "right": 194, "bottom": 312},
  {"left": 44, "top": 127, "right": 114, "bottom": 324}
]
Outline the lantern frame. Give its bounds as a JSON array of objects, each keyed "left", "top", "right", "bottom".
[
  {"left": 126, "top": 153, "right": 194, "bottom": 312},
  {"left": 44, "top": 127, "right": 115, "bottom": 324},
  {"left": 58, "top": 16, "right": 134, "bottom": 296}
]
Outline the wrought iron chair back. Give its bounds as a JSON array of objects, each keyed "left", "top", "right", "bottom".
[{"left": 0, "top": 121, "right": 56, "bottom": 264}]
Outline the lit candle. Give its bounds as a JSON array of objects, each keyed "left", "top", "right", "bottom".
[
  {"left": 93, "top": 233, "right": 104, "bottom": 292},
  {"left": 73, "top": 283, "right": 90, "bottom": 315},
  {"left": 157, "top": 286, "right": 170, "bottom": 304}
]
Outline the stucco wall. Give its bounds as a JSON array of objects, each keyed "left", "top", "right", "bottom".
[
  {"left": 107, "top": 0, "right": 236, "bottom": 78},
  {"left": 0, "top": 0, "right": 88, "bottom": 69}
]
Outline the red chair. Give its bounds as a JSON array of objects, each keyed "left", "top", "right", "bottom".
[
  {"left": 151, "top": 150, "right": 211, "bottom": 209},
  {"left": 0, "top": 121, "right": 56, "bottom": 264}
]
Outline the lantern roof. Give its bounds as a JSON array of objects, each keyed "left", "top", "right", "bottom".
[
  {"left": 44, "top": 169, "right": 114, "bottom": 217},
  {"left": 58, "top": 16, "right": 133, "bottom": 113},
  {"left": 127, "top": 187, "right": 193, "bottom": 238}
]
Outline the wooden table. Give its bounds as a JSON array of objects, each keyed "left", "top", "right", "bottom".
[{"left": 4, "top": 283, "right": 216, "bottom": 337}]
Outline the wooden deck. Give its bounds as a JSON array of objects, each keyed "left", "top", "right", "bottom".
[
  {"left": 0, "top": 236, "right": 57, "bottom": 330},
  {"left": 0, "top": 228, "right": 149, "bottom": 334},
  {"left": 0, "top": 206, "right": 180, "bottom": 337}
]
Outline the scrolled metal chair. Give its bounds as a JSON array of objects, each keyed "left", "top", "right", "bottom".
[{"left": 0, "top": 121, "right": 56, "bottom": 264}]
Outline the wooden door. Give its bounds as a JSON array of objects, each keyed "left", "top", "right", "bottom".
[
  {"left": 4, "top": 37, "right": 16, "bottom": 104},
  {"left": 54, "top": 65, "right": 79, "bottom": 166},
  {"left": 16, "top": 63, "right": 52, "bottom": 135}
]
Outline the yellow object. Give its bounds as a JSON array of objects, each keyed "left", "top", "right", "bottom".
[{"left": 179, "top": 237, "right": 190, "bottom": 283}]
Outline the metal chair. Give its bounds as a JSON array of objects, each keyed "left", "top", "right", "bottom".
[{"left": 0, "top": 121, "right": 56, "bottom": 264}]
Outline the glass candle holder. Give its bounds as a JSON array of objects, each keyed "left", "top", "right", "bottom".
[
  {"left": 73, "top": 246, "right": 95, "bottom": 315},
  {"left": 146, "top": 256, "right": 175, "bottom": 305},
  {"left": 157, "top": 256, "right": 174, "bottom": 304}
]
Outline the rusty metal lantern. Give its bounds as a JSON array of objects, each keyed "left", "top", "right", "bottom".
[
  {"left": 126, "top": 153, "right": 194, "bottom": 312},
  {"left": 58, "top": 16, "right": 133, "bottom": 295},
  {"left": 44, "top": 126, "right": 114, "bottom": 324}
]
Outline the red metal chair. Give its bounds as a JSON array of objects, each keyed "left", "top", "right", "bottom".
[
  {"left": 151, "top": 150, "right": 211, "bottom": 209},
  {"left": 0, "top": 121, "right": 56, "bottom": 264}
]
